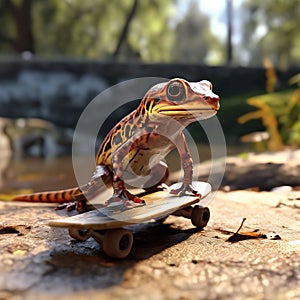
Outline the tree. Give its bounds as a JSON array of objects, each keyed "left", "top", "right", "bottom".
[
  {"left": 171, "top": 1, "right": 222, "bottom": 64},
  {"left": 242, "top": 0, "right": 300, "bottom": 68},
  {"left": 0, "top": 0, "right": 35, "bottom": 53},
  {"left": 0, "top": 0, "right": 176, "bottom": 62}
]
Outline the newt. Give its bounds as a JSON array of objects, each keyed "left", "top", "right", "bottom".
[{"left": 12, "top": 78, "right": 220, "bottom": 211}]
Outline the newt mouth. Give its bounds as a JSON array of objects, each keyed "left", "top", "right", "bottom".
[
  {"left": 156, "top": 100, "right": 220, "bottom": 114},
  {"left": 157, "top": 108, "right": 218, "bottom": 121},
  {"left": 157, "top": 107, "right": 218, "bottom": 115}
]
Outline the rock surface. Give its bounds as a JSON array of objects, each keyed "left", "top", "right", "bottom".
[
  {"left": 0, "top": 149, "right": 300, "bottom": 299},
  {"left": 0, "top": 188, "right": 299, "bottom": 300},
  {"left": 172, "top": 149, "right": 300, "bottom": 191}
]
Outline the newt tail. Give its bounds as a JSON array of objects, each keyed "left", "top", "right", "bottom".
[{"left": 12, "top": 187, "right": 85, "bottom": 204}]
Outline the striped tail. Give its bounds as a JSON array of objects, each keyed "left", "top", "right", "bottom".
[
  {"left": 12, "top": 187, "right": 85, "bottom": 204},
  {"left": 12, "top": 166, "right": 111, "bottom": 204}
]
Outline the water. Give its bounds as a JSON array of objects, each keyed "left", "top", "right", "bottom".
[
  {"left": 0, "top": 155, "right": 76, "bottom": 195},
  {"left": 0, "top": 143, "right": 249, "bottom": 195}
]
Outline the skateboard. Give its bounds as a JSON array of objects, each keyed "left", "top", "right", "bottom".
[{"left": 49, "top": 181, "right": 212, "bottom": 258}]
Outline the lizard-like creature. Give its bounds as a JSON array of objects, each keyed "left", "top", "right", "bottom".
[{"left": 12, "top": 78, "right": 220, "bottom": 211}]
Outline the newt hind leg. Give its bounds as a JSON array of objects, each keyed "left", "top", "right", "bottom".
[
  {"left": 57, "top": 165, "right": 111, "bottom": 212},
  {"left": 106, "top": 161, "right": 169, "bottom": 206},
  {"left": 142, "top": 161, "right": 169, "bottom": 193}
]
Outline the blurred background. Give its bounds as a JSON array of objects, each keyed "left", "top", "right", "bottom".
[{"left": 0, "top": 0, "right": 299, "bottom": 194}]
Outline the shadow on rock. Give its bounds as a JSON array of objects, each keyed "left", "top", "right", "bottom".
[{"left": 43, "top": 220, "right": 200, "bottom": 290}]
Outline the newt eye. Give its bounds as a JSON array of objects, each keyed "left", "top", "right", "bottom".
[{"left": 167, "top": 81, "right": 185, "bottom": 101}]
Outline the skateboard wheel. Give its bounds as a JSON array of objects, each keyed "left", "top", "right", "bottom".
[
  {"left": 191, "top": 206, "right": 210, "bottom": 229},
  {"left": 103, "top": 228, "right": 133, "bottom": 258},
  {"left": 68, "top": 228, "right": 91, "bottom": 242}
]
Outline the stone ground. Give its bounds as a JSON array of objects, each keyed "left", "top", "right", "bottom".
[
  {"left": 0, "top": 189, "right": 299, "bottom": 300},
  {"left": 0, "top": 150, "right": 300, "bottom": 300}
]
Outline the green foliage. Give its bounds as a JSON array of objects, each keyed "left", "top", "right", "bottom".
[
  {"left": 238, "top": 93, "right": 284, "bottom": 150},
  {"left": 284, "top": 74, "right": 300, "bottom": 145},
  {"left": 128, "top": 1, "right": 175, "bottom": 62},
  {"left": 1, "top": 0, "right": 178, "bottom": 61},
  {"left": 33, "top": 0, "right": 136, "bottom": 58},
  {"left": 0, "top": 0, "right": 223, "bottom": 63},
  {"left": 238, "top": 83, "right": 300, "bottom": 149},
  {"left": 1, "top": 1, "right": 299, "bottom": 65},
  {"left": 243, "top": 0, "right": 300, "bottom": 67},
  {"left": 171, "top": 1, "right": 223, "bottom": 64}
]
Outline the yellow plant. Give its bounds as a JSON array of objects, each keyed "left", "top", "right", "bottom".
[
  {"left": 285, "top": 74, "right": 300, "bottom": 145},
  {"left": 238, "top": 97, "right": 284, "bottom": 151},
  {"left": 264, "top": 58, "right": 278, "bottom": 93},
  {"left": 238, "top": 59, "right": 300, "bottom": 150}
]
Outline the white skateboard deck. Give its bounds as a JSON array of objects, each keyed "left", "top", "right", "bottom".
[{"left": 49, "top": 181, "right": 211, "bottom": 230}]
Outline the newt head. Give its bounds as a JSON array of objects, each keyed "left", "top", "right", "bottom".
[{"left": 141, "top": 78, "right": 220, "bottom": 124}]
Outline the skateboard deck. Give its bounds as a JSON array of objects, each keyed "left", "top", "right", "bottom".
[
  {"left": 49, "top": 181, "right": 211, "bottom": 230},
  {"left": 48, "top": 181, "right": 212, "bottom": 258}
]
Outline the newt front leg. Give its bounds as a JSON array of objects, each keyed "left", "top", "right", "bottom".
[
  {"left": 106, "top": 134, "right": 146, "bottom": 207},
  {"left": 169, "top": 131, "right": 201, "bottom": 198}
]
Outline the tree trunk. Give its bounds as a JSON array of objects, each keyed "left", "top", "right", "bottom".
[
  {"left": 113, "top": 0, "right": 139, "bottom": 58},
  {"left": 14, "top": 0, "right": 35, "bottom": 53},
  {"left": 226, "top": 0, "right": 233, "bottom": 65},
  {"left": 0, "top": 0, "right": 35, "bottom": 53}
]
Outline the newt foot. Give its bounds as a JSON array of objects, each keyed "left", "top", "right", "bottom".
[
  {"left": 105, "top": 190, "right": 145, "bottom": 209},
  {"left": 55, "top": 200, "right": 95, "bottom": 213},
  {"left": 169, "top": 183, "right": 202, "bottom": 198}
]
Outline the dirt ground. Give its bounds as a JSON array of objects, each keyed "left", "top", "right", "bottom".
[
  {"left": 0, "top": 150, "right": 300, "bottom": 300},
  {"left": 0, "top": 189, "right": 299, "bottom": 300}
]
